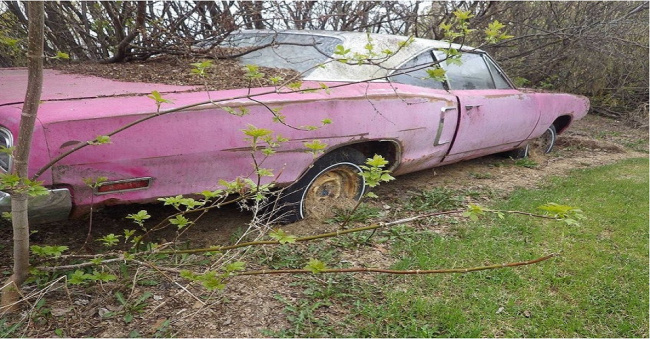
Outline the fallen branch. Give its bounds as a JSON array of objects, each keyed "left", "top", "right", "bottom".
[
  {"left": 236, "top": 253, "right": 557, "bottom": 276},
  {"left": 39, "top": 207, "right": 563, "bottom": 268}
]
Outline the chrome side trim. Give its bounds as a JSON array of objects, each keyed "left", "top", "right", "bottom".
[
  {"left": 434, "top": 107, "right": 456, "bottom": 146},
  {"left": 0, "top": 127, "right": 14, "bottom": 173},
  {"left": 0, "top": 188, "right": 72, "bottom": 224},
  {"left": 441, "top": 106, "right": 457, "bottom": 112}
]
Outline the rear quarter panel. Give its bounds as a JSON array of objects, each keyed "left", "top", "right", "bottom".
[
  {"left": 528, "top": 92, "right": 590, "bottom": 138},
  {"left": 42, "top": 82, "right": 457, "bottom": 208}
]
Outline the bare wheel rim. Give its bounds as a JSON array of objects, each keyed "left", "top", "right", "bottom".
[
  {"left": 301, "top": 164, "right": 363, "bottom": 218},
  {"left": 530, "top": 127, "right": 555, "bottom": 155}
]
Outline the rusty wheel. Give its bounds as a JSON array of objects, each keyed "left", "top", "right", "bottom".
[
  {"left": 300, "top": 162, "right": 364, "bottom": 219},
  {"left": 270, "top": 148, "right": 367, "bottom": 224},
  {"left": 529, "top": 124, "right": 557, "bottom": 155},
  {"left": 506, "top": 124, "right": 557, "bottom": 159}
]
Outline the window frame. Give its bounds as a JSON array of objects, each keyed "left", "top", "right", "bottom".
[
  {"left": 388, "top": 49, "right": 449, "bottom": 90},
  {"left": 481, "top": 53, "right": 515, "bottom": 90},
  {"left": 389, "top": 48, "right": 515, "bottom": 91}
]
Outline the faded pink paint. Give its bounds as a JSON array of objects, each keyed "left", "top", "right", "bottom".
[
  {"left": 0, "top": 68, "right": 199, "bottom": 106},
  {"left": 0, "top": 68, "right": 589, "bottom": 218}
]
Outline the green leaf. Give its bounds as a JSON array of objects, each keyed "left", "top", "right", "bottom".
[
  {"left": 147, "top": 90, "right": 174, "bottom": 105},
  {"left": 334, "top": 45, "right": 350, "bottom": 55},
  {"left": 26, "top": 180, "right": 49, "bottom": 197},
  {"left": 225, "top": 261, "right": 246, "bottom": 273},
  {"left": 366, "top": 154, "right": 389, "bottom": 168},
  {"left": 304, "top": 140, "right": 327, "bottom": 156},
  {"left": 0, "top": 146, "right": 14, "bottom": 156},
  {"left": 90, "top": 271, "right": 117, "bottom": 282},
  {"left": 115, "top": 291, "right": 127, "bottom": 305},
  {"left": 256, "top": 168, "right": 274, "bottom": 177},
  {"left": 485, "top": 20, "right": 514, "bottom": 43},
  {"left": 97, "top": 233, "right": 121, "bottom": 247},
  {"left": 287, "top": 81, "right": 303, "bottom": 90},
  {"left": 190, "top": 60, "right": 213, "bottom": 77},
  {"left": 365, "top": 191, "right": 379, "bottom": 199},
  {"left": 52, "top": 51, "right": 70, "bottom": 60},
  {"left": 124, "top": 229, "right": 136, "bottom": 240},
  {"left": 180, "top": 270, "right": 197, "bottom": 280},
  {"left": 380, "top": 173, "right": 395, "bottom": 182},
  {"left": 463, "top": 204, "right": 486, "bottom": 221},
  {"left": 169, "top": 215, "right": 192, "bottom": 229},
  {"left": 68, "top": 270, "right": 93, "bottom": 285},
  {"left": 83, "top": 176, "right": 108, "bottom": 188},
  {"left": 244, "top": 64, "right": 264, "bottom": 80},
  {"left": 88, "top": 135, "right": 111, "bottom": 146},
  {"left": 31, "top": 245, "right": 68, "bottom": 258},
  {"left": 126, "top": 210, "right": 151, "bottom": 224},
  {"left": 242, "top": 125, "right": 273, "bottom": 139},
  {"left": 538, "top": 203, "right": 584, "bottom": 222},
  {"left": 0, "top": 36, "right": 19, "bottom": 47},
  {"left": 304, "top": 259, "right": 327, "bottom": 274},
  {"left": 426, "top": 67, "right": 446, "bottom": 82},
  {"left": 269, "top": 229, "right": 297, "bottom": 244},
  {"left": 453, "top": 9, "right": 474, "bottom": 21}
]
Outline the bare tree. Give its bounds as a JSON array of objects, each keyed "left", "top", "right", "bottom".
[{"left": 0, "top": 1, "right": 43, "bottom": 311}]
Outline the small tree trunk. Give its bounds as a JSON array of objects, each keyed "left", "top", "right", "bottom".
[{"left": 1, "top": 1, "right": 44, "bottom": 312}]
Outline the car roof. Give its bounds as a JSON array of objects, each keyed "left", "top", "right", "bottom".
[
  {"left": 0, "top": 68, "right": 199, "bottom": 107},
  {"left": 229, "top": 30, "right": 485, "bottom": 82}
]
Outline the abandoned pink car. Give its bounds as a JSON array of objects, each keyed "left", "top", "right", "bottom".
[{"left": 0, "top": 30, "right": 589, "bottom": 224}]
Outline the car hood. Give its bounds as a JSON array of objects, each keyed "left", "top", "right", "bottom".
[{"left": 0, "top": 68, "right": 199, "bottom": 107}]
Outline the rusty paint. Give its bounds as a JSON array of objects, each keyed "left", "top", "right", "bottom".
[
  {"left": 398, "top": 127, "right": 426, "bottom": 133},
  {"left": 59, "top": 140, "right": 82, "bottom": 149}
]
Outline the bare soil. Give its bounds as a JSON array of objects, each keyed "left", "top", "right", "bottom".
[{"left": 0, "top": 109, "right": 647, "bottom": 337}]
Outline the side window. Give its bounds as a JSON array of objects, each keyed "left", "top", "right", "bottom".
[
  {"left": 435, "top": 51, "right": 496, "bottom": 90},
  {"left": 485, "top": 56, "right": 512, "bottom": 89},
  {"left": 389, "top": 50, "right": 445, "bottom": 90}
]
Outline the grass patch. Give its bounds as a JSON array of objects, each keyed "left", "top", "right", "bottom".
[{"left": 354, "top": 158, "right": 649, "bottom": 337}]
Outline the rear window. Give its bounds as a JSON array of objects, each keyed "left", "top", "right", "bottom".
[{"left": 220, "top": 33, "right": 342, "bottom": 76}]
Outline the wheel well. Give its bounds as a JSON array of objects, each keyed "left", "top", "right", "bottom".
[
  {"left": 345, "top": 140, "right": 400, "bottom": 171},
  {"left": 553, "top": 115, "right": 572, "bottom": 134}
]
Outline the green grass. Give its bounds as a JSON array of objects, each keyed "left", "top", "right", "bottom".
[{"left": 354, "top": 158, "right": 649, "bottom": 337}]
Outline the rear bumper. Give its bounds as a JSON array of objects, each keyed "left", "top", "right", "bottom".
[{"left": 0, "top": 188, "right": 72, "bottom": 224}]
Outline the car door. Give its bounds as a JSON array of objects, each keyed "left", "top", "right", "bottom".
[
  {"left": 437, "top": 52, "right": 540, "bottom": 163},
  {"left": 388, "top": 49, "right": 461, "bottom": 174}
]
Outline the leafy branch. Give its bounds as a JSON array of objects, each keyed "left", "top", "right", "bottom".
[{"left": 35, "top": 204, "right": 575, "bottom": 270}]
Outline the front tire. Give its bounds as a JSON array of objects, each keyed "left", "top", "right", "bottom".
[
  {"left": 530, "top": 124, "right": 557, "bottom": 155},
  {"left": 507, "top": 124, "right": 557, "bottom": 159},
  {"left": 271, "top": 148, "right": 367, "bottom": 224}
]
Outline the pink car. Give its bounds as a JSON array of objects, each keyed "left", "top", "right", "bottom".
[{"left": 0, "top": 30, "right": 589, "bottom": 223}]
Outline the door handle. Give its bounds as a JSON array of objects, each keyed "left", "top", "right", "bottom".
[{"left": 465, "top": 104, "right": 481, "bottom": 112}]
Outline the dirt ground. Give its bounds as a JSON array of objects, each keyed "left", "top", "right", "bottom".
[{"left": 0, "top": 112, "right": 647, "bottom": 337}]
